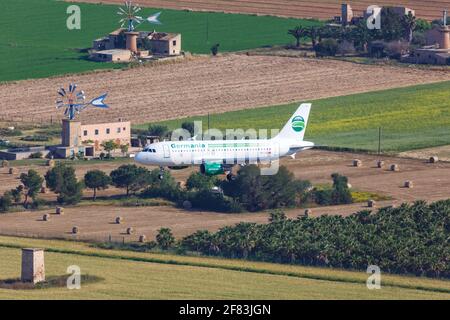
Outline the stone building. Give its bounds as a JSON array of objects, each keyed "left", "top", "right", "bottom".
[
  {"left": 404, "top": 11, "right": 450, "bottom": 65},
  {"left": 91, "top": 28, "right": 181, "bottom": 62},
  {"left": 53, "top": 119, "right": 131, "bottom": 158}
]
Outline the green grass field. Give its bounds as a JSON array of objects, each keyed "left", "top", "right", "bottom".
[
  {"left": 138, "top": 81, "right": 450, "bottom": 152},
  {"left": 0, "top": 0, "right": 319, "bottom": 82},
  {"left": 0, "top": 236, "right": 449, "bottom": 299}
]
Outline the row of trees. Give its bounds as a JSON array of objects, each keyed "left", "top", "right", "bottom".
[
  {"left": 179, "top": 200, "right": 450, "bottom": 278},
  {"left": 0, "top": 163, "right": 353, "bottom": 213},
  {"left": 288, "top": 8, "right": 436, "bottom": 58}
]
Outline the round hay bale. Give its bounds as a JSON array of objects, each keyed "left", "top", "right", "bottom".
[
  {"left": 368, "top": 200, "right": 376, "bottom": 208},
  {"left": 46, "top": 159, "right": 55, "bottom": 168},
  {"left": 40, "top": 187, "right": 47, "bottom": 194},
  {"left": 8, "top": 167, "right": 17, "bottom": 175},
  {"left": 353, "top": 159, "right": 362, "bottom": 167},
  {"left": 72, "top": 226, "right": 79, "bottom": 234},
  {"left": 183, "top": 200, "right": 192, "bottom": 210},
  {"left": 1, "top": 160, "right": 9, "bottom": 168},
  {"left": 304, "top": 209, "right": 312, "bottom": 217},
  {"left": 126, "top": 227, "right": 134, "bottom": 235},
  {"left": 115, "top": 216, "right": 123, "bottom": 224},
  {"left": 429, "top": 156, "right": 439, "bottom": 164},
  {"left": 139, "top": 235, "right": 147, "bottom": 243},
  {"left": 404, "top": 181, "right": 414, "bottom": 188},
  {"left": 55, "top": 207, "right": 64, "bottom": 215},
  {"left": 390, "top": 164, "right": 399, "bottom": 172},
  {"left": 377, "top": 160, "right": 384, "bottom": 168},
  {"left": 43, "top": 214, "right": 50, "bottom": 221}
]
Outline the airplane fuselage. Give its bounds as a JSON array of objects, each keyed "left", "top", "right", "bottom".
[{"left": 134, "top": 138, "right": 314, "bottom": 167}]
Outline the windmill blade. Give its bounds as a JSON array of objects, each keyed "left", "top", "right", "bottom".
[
  {"left": 117, "top": 7, "right": 127, "bottom": 15},
  {"left": 56, "top": 100, "right": 64, "bottom": 108},
  {"left": 147, "top": 12, "right": 162, "bottom": 25},
  {"left": 70, "top": 83, "right": 77, "bottom": 93},
  {"left": 58, "top": 87, "right": 66, "bottom": 97},
  {"left": 90, "top": 93, "right": 109, "bottom": 108}
]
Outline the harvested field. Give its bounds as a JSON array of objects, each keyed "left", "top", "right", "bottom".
[
  {"left": 1, "top": 150, "right": 450, "bottom": 241},
  {"left": 1, "top": 54, "right": 450, "bottom": 124},
  {"left": 73, "top": 0, "right": 450, "bottom": 21}
]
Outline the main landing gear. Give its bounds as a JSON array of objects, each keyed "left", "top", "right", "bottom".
[
  {"left": 226, "top": 172, "right": 236, "bottom": 182},
  {"left": 158, "top": 166, "right": 165, "bottom": 180}
]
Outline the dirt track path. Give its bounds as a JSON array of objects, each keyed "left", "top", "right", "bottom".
[
  {"left": 1, "top": 54, "right": 450, "bottom": 124},
  {"left": 70, "top": 0, "right": 450, "bottom": 21}
]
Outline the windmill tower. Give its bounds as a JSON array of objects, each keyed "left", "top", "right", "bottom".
[
  {"left": 55, "top": 84, "right": 108, "bottom": 157},
  {"left": 117, "top": 1, "right": 144, "bottom": 53},
  {"left": 440, "top": 9, "right": 450, "bottom": 49}
]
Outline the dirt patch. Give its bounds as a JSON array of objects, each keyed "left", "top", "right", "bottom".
[
  {"left": 70, "top": 0, "right": 450, "bottom": 21},
  {"left": 0, "top": 150, "right": 449, "bottom": 241},
  {"left": 1, "top": 54, "right": 450, "bottom": 124}
]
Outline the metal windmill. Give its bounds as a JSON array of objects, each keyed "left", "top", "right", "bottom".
[
  {"left": 56, "top": 84, "right": 109, "bottom": 120},
  {"left": 117, "top": 1, "right": 144, "bottom": 32}
]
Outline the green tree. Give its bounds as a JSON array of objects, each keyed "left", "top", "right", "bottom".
[
  {"left": 380, "top": 7, "right": 407, "bottom": 41},
  {"left": 101, "top": 140, "right": 119, "bottom": 158},
  {"left": 110, "top": 164, "right": 150, "bottom": 196},
  {"left": 222, "top": 165, "right": 306, "bottom": 212},
  {"left": 331, "top": 173, "right": 353, "bottom": 205},
  {"left": 120, "top": 144, "right": 129, "bottom": 156},
  {"left": 19, "top": 169, "right": 44, "bottom": 206},
  {"left": 288, "top": 26, "right": 307, "bottom": 47},
  {"left": 84, "top": 170, "right": 111, "bottom": 201},
  {"left": 181, "top": 121, "right": 195, "bottom": 137},
  {"left": 0, "top": 192, "right": 13, "bottom": 212},
  {"left": 315, "top": 38, "right": 338, "bottom": 56},
  {"left": 147, "top": 124, "right": 168, "bottom": 138},
  {"left": 156, "top": 227, "right": 175, "bottom": 249},
  {"left": 45, "top": 163, "right": 83, "bottom": 204},
  {"left": 186, "top": 172, "right": 218, "bottom": 191},
  {"left": 10, "top": 185, "right": 24, "bottom": 203}
]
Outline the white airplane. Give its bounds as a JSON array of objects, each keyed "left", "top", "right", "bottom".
[{"left": 135, "top": 103, "right": 314, "bottom": 180}]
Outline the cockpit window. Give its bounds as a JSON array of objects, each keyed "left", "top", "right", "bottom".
[{"left": 152, "top": 149, "right": 156, "bottom": 153}]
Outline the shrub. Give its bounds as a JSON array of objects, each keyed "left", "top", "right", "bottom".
[
  {"left": 337, "top": 40, "right": 356, "bottom": 56},
  {"left": 315, "top": 39, "right": 338, "bottom": 57},
  {"left": 156, "top": 228, "right": 175, "bottom": 249},
  {"left": 0, "top": 128, "right": 22, "bottom": 136},
  {"left": 185, "top": 172, "right": 218, "bottom": 191},
  {"left": 211, "top": 43, "right": 220, "bottom": 56},
  {"left": 0, "top": 192, "right": 13, "bottom": 212},
  {"left": 21, "top": 135, "right": 49, "bottom": 142},
  {"left": 221, "top": 165, "right": 309, "bottom": 212},
  {"left": 147, "top": 124, "right": 168, "bottom": 138},
  {"left": 186, "top": 189, "right": 243, "bottom": 213},
  {"left": 29, "top": 152, "right": 43, "bottom": 159},
  {"left": 385, "top": 40, "right": 410, "bottom": 59}
]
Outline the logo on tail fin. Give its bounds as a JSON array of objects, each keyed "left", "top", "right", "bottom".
[{"left": 292, "top": 116, "right": 305, "bottom": 132}]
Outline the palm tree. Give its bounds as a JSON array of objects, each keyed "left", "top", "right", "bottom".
[
  {"left": 288, "top": 26, "right": 307, "bottom": 48},
  {"left": 403, "top": 12, "right": 416, "bottom": 43}
]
